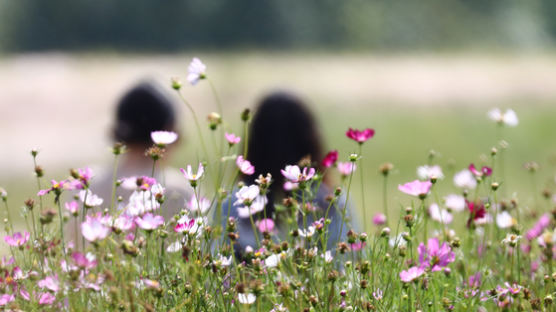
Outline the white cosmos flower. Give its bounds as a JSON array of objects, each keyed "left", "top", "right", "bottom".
[
  {"left": 429, "top": 203, "right": 453, "bottom": 224},
  {"left": 186, "top": 194, "right": 211, "bottom": 214},
  {"left": 187, "top": 58, "right": 206, "bottom": 85},
  {"left": 125, "top": 190, "right": 160, "bottom": 216},
  {"left": 444, "top": 194, "right": 466, "bottom": 212},
  {"left": 150, "top": 131, "right": 178, "bottom": 146},
  {"left": 454, "top": 169, "right": 477, "bottom": 190},
  {"left": 298, "top": 226, "right": 315, "bottom": 238},
  {"left": 264, "top": 254, "right": 280, "bottom": 268},
  {"left": 180, "top": 163, "right": 205, "bottom": 182},
  {"left": 238, "top": 293, "right": 256, "bottom": 305},
  {"left": 323, "top": 251, "right": 333, "bottom": 263},
  {"left": 218, "top": 254, "right": 232, "bottom": 266},
  {"left": 79, "top": 190, "right": 104, "bottom": 207},
  {"left": 496, "top": 211, "right": 515, "bottom": 229},
  {"left": 234, "top": 185, "right": 267, "bottom": 218},
  {"left": 488, "top": 108, "right": 518, "bottom": 127},
  {"left": 166, "top": 240, "right": 183, "bottom": 253},
  {"left": 417, "top": 165, "right": 444, "bottom": 181}
]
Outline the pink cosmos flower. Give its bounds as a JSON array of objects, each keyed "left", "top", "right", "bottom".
[
  {"left": 72, "top": 252, "right": 97, "bottom": 269},
  {"left": 150, "top": 130, "right": 178, "bottom": 146},
  {"left": 81, "top": 214, "right": 110, "bottom": 242},
  {"left": 180, "top": 163, "right": 205, "bottom": 186},
  {"left": 429, "top": 203, "right": 453, "bottom": 224},
  {"left": 38, "top": 275, "right": 59, "bottom": 293},
  {"left": 321, "top": 150, "right": 338, "bottom": 168},
  {"left": 0, "top": 294, "right": 14, "bottom": 306},
  {"left": 174, "top": 217, "right": 196, "bottom": 233},
  {"left": 372, "top": 213, "right": 386, "bottom": 225},
  {"left": 225, "top": 132, "right": 241, "bottom": 146},
  {"left": 400, "top": 266, "right": 425, "bottom": 283},
  {"left": 468, "top": 164, "right": 492, "bottom": 178},
  {"left": 417, "top": 238, "right": 455, "bottom": 272},
  {"left": 236, "top": 156, "right": 255, "bottom": 175},
  {"left": 37, "top": 179, "right": 70, "bottom": 196},
  {"left": 38, "top": 292, "right": 56, "bottom": 305},
  {"left": 65, "top": 201, "right": 79, "bottom": 216},
  {"left": 283, "top": 181, "right": 299, "bottom": 191},
  {"left": 281, "top": 165, "right": 315, "bottom": 183},
  {"left": 398, "top": 180, "right": 432, "bottom": 198},
  {"left": 135, "top": 213, "right": 164, "bottom": 231},
  {"left": 256, "top": 218, "right": 275, "bottom": 233},
  {"left": 350, "top": 241, "right": 366, "bottom": 251},
  {"left": 337, "top": 162, "right": 356, "bottom": 177},
  {"left": 113, "top": 214, "right": 134, "bottom": 232},
  {"left": 187, "top": 57, "right": 207, "bottom": 85},
  {"left": 4, "top": 231, "right": 30, "bottom": 247},
  {"left": 526, "top": 213, "right": 551, "bottom": 241},
  {"left": 346, "top": 128, "right": 375, "bottom": 144}
]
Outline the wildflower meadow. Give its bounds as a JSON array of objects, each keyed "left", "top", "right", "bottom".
[{"left": 1, "top": 58, "right": 555, "bottom": 312}]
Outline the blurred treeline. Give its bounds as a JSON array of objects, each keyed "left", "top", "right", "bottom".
[{"left": 1, "top": 0, "right": 555, "bottom": 52}]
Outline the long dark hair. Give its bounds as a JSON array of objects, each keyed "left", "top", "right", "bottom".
[
  {"left": 245, "top": 91, "right": 325, "bottom": 215},
  {"left": 113, "top": 81, "right": 177, "bottom": 147}
]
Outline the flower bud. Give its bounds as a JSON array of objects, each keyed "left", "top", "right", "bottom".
[
  {"left": 171, "top": 77, "right": 182, "bottom": 90},
  {"left": 241, "top": 108, "right": 251, "bottom": 122},
  {"left": 379, "top": 162, "right": 394, "bottom": 176}
]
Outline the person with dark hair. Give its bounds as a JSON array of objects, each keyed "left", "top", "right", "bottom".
[
  {"left": 79, "top": 80, "right": 192, "bottom": 221},
  {"left": 220, "top": 91, "right": 357, "bottom": 256}
]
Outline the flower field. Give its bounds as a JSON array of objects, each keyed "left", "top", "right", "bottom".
[{"left": 0, "top": 57, "right": 555, "bottom": 311}]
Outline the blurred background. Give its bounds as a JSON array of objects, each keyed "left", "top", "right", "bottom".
[{"left": 1, "top": 0, "right": 555, "bottom": 229}]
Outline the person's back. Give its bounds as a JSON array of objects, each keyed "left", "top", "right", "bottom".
[{"left": 220, "top": 91, "right": 357, "bottom": 256}]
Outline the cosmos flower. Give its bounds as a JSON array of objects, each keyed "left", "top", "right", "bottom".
[
  {"left": 38, "top": 275, "right": 59, "bottom": 293},
  {"left": 37, "top": 179, "right": 70, "bottom": 196},
  {"left": 337, "top": 162, "right": 356, "bottom": 177},
  {"left": 418, "top": 238, "right": 455, "bottom": 272},
  {"left": 135, "top": 213, "right": 164, "bottom": 231},
  {"left": 398, "top": 180, "right": 432, "bottom": 198},
  {"left": 264, "top": 254, "right": 281, "bottom": 268},
  {"left": 71, "top": 252, "right": 97, "bottom": 270},
  {"left": 186, "top": 194, "right": 211, "bottom": 214},
  {"left": 526, "top": 213, "right": 551, "bottom": 240},
  {"left": 429, "top": 203, "right": 453, "bottom": 224},
  {"left": 187, "top": 57, "right": 207, "bottom": 85},
  {"left": 372, "top": 213, "right": 386, "bottom": 225},
  {"left": 238, "top": 293, "right": 256, "bottom": 305},
  {"left": 225, "top": 132, "right": 241, "bottom": 146},
  {"left": 113, "top": 214, "right": 134, "bottom": 232},
  {"left": 488, "top": 108, "right": 518, "bottom": 127},
  {"left": 496, "top": 211, "right": 515, "bottom": 229},
  {"left": 454, "top": 169, "right": 477, "bottom": 190},
  {"left": 180, "top": 163, "right": 205, "bottom": 187},
  {"left": 468, "top": 164, "right": 492, "bottom": 178},
  {"left": 236, "top": 156, "right": 255, "bottom": 175},
  {"left": 466, "top": 200, "right": 486, "bottom": 227},
  {"left": 0, "top": 294, "right": 14, "bottom": 306},
  {"left": 322, "top": 150, "right": 338, "bottom": 168},
  {"left": 81, "top": 214, "right": 110, "bottom": 242},
  {"left": 444, "top": 194, "right": 466, "bottom": 212},
  {"left": 78, "top": 190, "right": 104, "bottom": 208},
  {"left": 346, "top": 128, "right": 375, "bottom": 143},
  {"left": 400, "top": 266, "right": 425, "bottom": 283},
  {"left": 38, "top": 292, "right": 56, "bottom": 305},
  {"left": 256, "top": 218, "right": 275, "bottom": 233},
  {"left": 150, "top": 131, "right": 178, "bottom": 146},
  {"left": 4, "top": 231, "right": 30, "bottom": 247},
  {"left": 417, "top": 165, "right": 444, "bottom": 181},
  {"left": 281, "top": 165, "right": 315, "bottom": 183},
  {"left": 65, "top": 201, "right": 79, "bottom": 216}
]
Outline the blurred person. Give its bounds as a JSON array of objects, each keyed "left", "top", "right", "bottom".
[
  {"left": 68, "top": 81, "right": 192, "bottom": 247},
  {"left": 220, "top": 91, "right": 358, "bottom": 257},
  {"left": 93, "top": 80, "right": 192, "bottom": 217}
]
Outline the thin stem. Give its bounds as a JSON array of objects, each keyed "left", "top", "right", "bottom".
[
  {"left": 176, "top": 91, "right": 209, "bottom": 159},
  {"left": 358, "top": 144, "right": 367, "bottom": 232},
  {"left": 110, "top": 154, "right": 120, "bottom": 212}
]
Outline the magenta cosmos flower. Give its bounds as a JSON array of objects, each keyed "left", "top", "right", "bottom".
[
  {"left": 321, "top": 150, "right": 338, "bottom": 168},
  {"left": 37, "top": 179, "right": 70, "bottom": 196},
  {"left": 372, "top": 213, "right": 387, "bottom": 225},
  {"left": 4, "top": 231, "right": 30, "bottom": 247},
  {"left": 400, "top": 266, "right": 425, "bottom": 283},
  {"left": 135, "top": 213, "right": 164, "bottom": 231},
  {"left": 346, "top": 128, "right": 375, "bottom": 144},
  {"left": 526, "top": 213, "right": 551, "bottom": 241},
  {"left": 468, "top": 164, "right": 492, "bottom": 178},
  {"left": 281, "top": 165, "right": 315, "bottom": 183},
  {"left": 398, "top": 180, "right": 432, "bottom": 198},
  {"left": 236, "top": 156, "right": 255, "bottom": 175},
  {"left": 81, "top": 214, "right": 110, "bottom": 242},
  {"left": 225, "top": 132, "right": 241, "bottom": 146},
  {"left": 417, "top": 238, "right": 455, "bottom": 272}
]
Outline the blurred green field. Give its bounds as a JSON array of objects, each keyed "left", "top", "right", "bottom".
[{"left": 1, "top": 53, "right": 555, "bottom": 236}]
